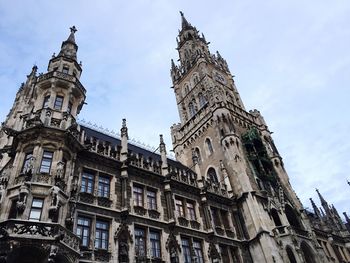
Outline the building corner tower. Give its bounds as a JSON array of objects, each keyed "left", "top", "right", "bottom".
[{"left": 0, "top": 27, "right": 85, "bottom": 262}]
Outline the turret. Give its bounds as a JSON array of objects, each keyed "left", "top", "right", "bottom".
[{"left": 47, "top": 26, "right": 82, "bottom": 79}]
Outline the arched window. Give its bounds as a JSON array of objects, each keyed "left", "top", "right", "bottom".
[
  {"left": 193, "top": 74, "right": 199, "bottom": 85},
  {"left": 207, "top": 168, "right": 218, "bottom": 183},
  {"left": 198, "top": 93, "right": 206, "bottom": 107},
  {"left": 205, "top": 138, "right": 213, "bottom": 155},
  {"left": 194, "top": 148, "right": 201, "bottom": 164},
  {"left": 300, "top": 242, "right": 317, "bottom": 263},
  {"left": 285, "top": 205, "right": 302, "bottom": 229},
  {"left": 183, "top": 83, "right": 190, "bottom": 97},
  {"left": 286, "top": 246, "right": 297, "bottom": 263},
  {"left": 271, "top": 209, "right": 282, "bottom": 227},
  {"left": 188, "top": 102, "right": 196, "bottom": 118},
  {"left": 270, "top": 208, "right": 284, "bottom": 234}
]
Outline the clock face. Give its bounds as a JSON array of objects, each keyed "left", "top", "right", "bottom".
[{"left": 214, "top": 72, "right": 226, "bottom": 84}]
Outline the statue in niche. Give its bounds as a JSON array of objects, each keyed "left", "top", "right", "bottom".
[
  {"left": 50, "top": 185, "right": 60, "bottom": 208},
  {"left": 118, "top": 239, "right": 129, "bottom": 263},
  {"left": 23, "top": 156, "right": 36, "bottom": 179},
  {"left": 170, "top": 247, "right": 179, "bottom": 263},
  {"left": 16, "top": 182, "right": 30, "bottom": 213},
  {"left": 56, "top": 161, "right": 65, "bottom": 179}
]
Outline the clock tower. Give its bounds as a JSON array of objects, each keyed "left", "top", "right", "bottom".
[{"left": 170, "top": 12, "right": 323, "bottom": 263}]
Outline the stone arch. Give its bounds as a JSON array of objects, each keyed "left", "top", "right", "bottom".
[
  {"left": 285, "top": 246, "right": 297, "bottom": 263},
  {"left": 188, "top": 101, "right": 196, "bottom": 118},
  {"left": 198, "top": 92, "right": 207, "bottom": 107},
  {"left": 115, "top": 223, "right": 133, "bottom": 263},
  {"left": 166, "top": 232, "right": 181, "bottom": 263},
  {"left": 205, "top": 137, "right": 214, "bottom": 156},
  {"left": 194, "top": 147, "right": 202, "bottom": 164},
  {"left": 285, "top": 204, "right": 302, "bottom": 229},
  {"left": 300, "top": 241, "right": 317, "bottom": 263},
  {"left": 192, "top": 72, "right": 200, "bottom": 86},
  {"left": 207, "top": 167, "right": 219, "bottom": 183},
  {"left": 270, "top": 208, "right": 282, "bottom": 227},
  {"left": 182, "top": 82, "right": 190, "bottom": 97}
]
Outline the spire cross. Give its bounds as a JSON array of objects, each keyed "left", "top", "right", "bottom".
[{"left": 70, "top": 26, "right": 77, "bottom": 34}]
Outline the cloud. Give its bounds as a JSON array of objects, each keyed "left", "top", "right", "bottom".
[{"left": 0, "top": 0, "right": 349, "bottom": 215}]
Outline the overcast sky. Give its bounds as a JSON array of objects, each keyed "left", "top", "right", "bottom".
[{"left": 0, "top": 0, "right": 349, "bottom": 216}]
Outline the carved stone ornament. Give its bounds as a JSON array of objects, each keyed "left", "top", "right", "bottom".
[{"left": 16, "top": 182, "right": 30, "bottom": 214}]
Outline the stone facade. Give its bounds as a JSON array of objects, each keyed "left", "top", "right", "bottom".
[{"left": 0, "top": 14, "right": 349, "bottom": 263}]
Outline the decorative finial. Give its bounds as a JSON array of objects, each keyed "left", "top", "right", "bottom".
[
  {"left": 160, "top": 134, "right": 164, "bottom": 144},
  {"left": 70, "top": 26, "right": 77, "bottom": 34},
  {"left": 52, "top": 52, "right": 56, "bottom": 58},
  {"left": 122, "top": 118, "right": 126, "bottom": 128},
  {"left": 180, "top": 11, "right": 184, "bottom": 17}
]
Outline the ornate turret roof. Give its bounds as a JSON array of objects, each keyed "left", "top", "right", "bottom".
[
  {"left": 180, "top": 11, "right": 193, "bottom": 31},
  {"left": 58, "top": 26, "right": 78, "bottom": 60}
]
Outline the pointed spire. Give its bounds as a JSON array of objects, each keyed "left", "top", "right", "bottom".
[
  {"left": 120, "top": 118, "right": 128, "bottom": 162},
  {"left": 171, "top": 59, "right": 176, "bottom": 70},
  {"left": 310, "top": 198, "right": 321, "bottom": 218},
  {"left": 331, "top": 204, "right": 341, "bottom": 219},
  {"left": 343, "top": 212, "right": 350, "bottom": 224},
  {"left": 67, "top": 26, "right": 77, "bottom": 44},
  {"left": 159, "top": 135, "right": 168, "bottom": 176},
  {"left": 316, "top": 189, "right": 332, "bottom": 217},
  {"left": 58, "top": 26, "right": 78, "bottom": 60},
  {"left": 179, "top": 11, "right": 192, "bottom": 30},
  {"left": 316, "top": 188, "right": 328, "bottom": 205},
  {"left": 201, "top": 33, "right": 206, "bottom": 43}
]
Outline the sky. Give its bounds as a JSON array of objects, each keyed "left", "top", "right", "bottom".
[{"left": 0, "top": 0, "right": 349, "bottom": 216}]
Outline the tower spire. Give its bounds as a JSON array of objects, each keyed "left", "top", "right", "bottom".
[
  {"left": 316, "top": 189, "right": 332, "bottom": 217},
  {"left": 310, "top": 198, "right": 321, "bottom": 218},
  {"left": 58, "top": 26, "right": 78, "bottom": 60},
  {"left": 179, "top": 11, "right": 193, "bottom": 30}
]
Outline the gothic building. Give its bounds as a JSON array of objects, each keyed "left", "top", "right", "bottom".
[{"left": 0, "top": 13, "right": 349, "bottom": 263}]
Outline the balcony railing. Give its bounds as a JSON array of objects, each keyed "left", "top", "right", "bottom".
[
  {"left": 37, "top": 71, "right": 86, "bottom": 94},
  {"left": 0, "top": 219, "right": 80, "bottom": 253}
]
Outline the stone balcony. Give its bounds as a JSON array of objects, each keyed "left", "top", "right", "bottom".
[
  {"left": 0, "top": 219, "right": 80, "bottom": 260},
  {"left": 37, "top": 71, "right": 86, "bottom": 95}
]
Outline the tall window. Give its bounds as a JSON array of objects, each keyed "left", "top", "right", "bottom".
[
  {"left": 98, "top": 176, "right": 110, "bottom": 198},
  {"left": 133, "top": 185, "right": 144, "bottom": 206},
  {"left": 150, "top": 230, "right": 161, "bottom": 258},
  {"left": 95, "top": 220, "right": 109, "bottom": 250},
  {"left": 194, "top": 148, "right": 201, "bottom": 164},
  {"left": 187, "top": 202, "right": 196, "bottom": 221},
  {"left": 39, "top": 151, "right": 53, "bottom": 173},
  {"left": 77, "top": 216, "right": 91, "bottom": 247},
  {"left": 8, "top": 199, "right": 18, "bottom": 219},
  {"left": 207, "top": 168, "right": 218, "bottom": 183},
  {"left": 81, "top": 171, "right": 95, "bottom": 194},
  {"left": 175, "top": 199, "right": 185, "bottom": 217},
  {"left": 198, "top": 93, "right": 206, "bottom": 107},
  {"left": 188, "top": 102, "right": 196, "bottom": 118},
  {"left": 147, "top": 189, "right": 157, "bottom": 210},
  {"left": 54, "top": 96, "right": 64, "bottom": 110},
  {"left": 181, "top": 238, "right": 191, "bottom": 263},
  {"left": 29, "top": 198, "right": 44, "bottom": 221},
  {"left": 193, "top": 240, "right": 204, "bottom": 263},
  {"left": 21, "top": 152, "right": 33, "bottom": 173},
  {"left": 67, "top": 101, "right": 72, "bottom": 114},
  {"left": 135, "top": 228, "right": 146, "bottom": 257},
  {"left": 211, "top": 207, "right": 221, "bottom": 227},
  {"left": 221, "top": 210, "right": 231, "bottom": 229},
  {"left": 205, "top": 138, "right": 214, "bottom": 155},
  {"left": 43, "top": 95, "right": 50, "bottom": 108},
  {"left": 220, "top": 245, "right": 230, "bottom": 263}
]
